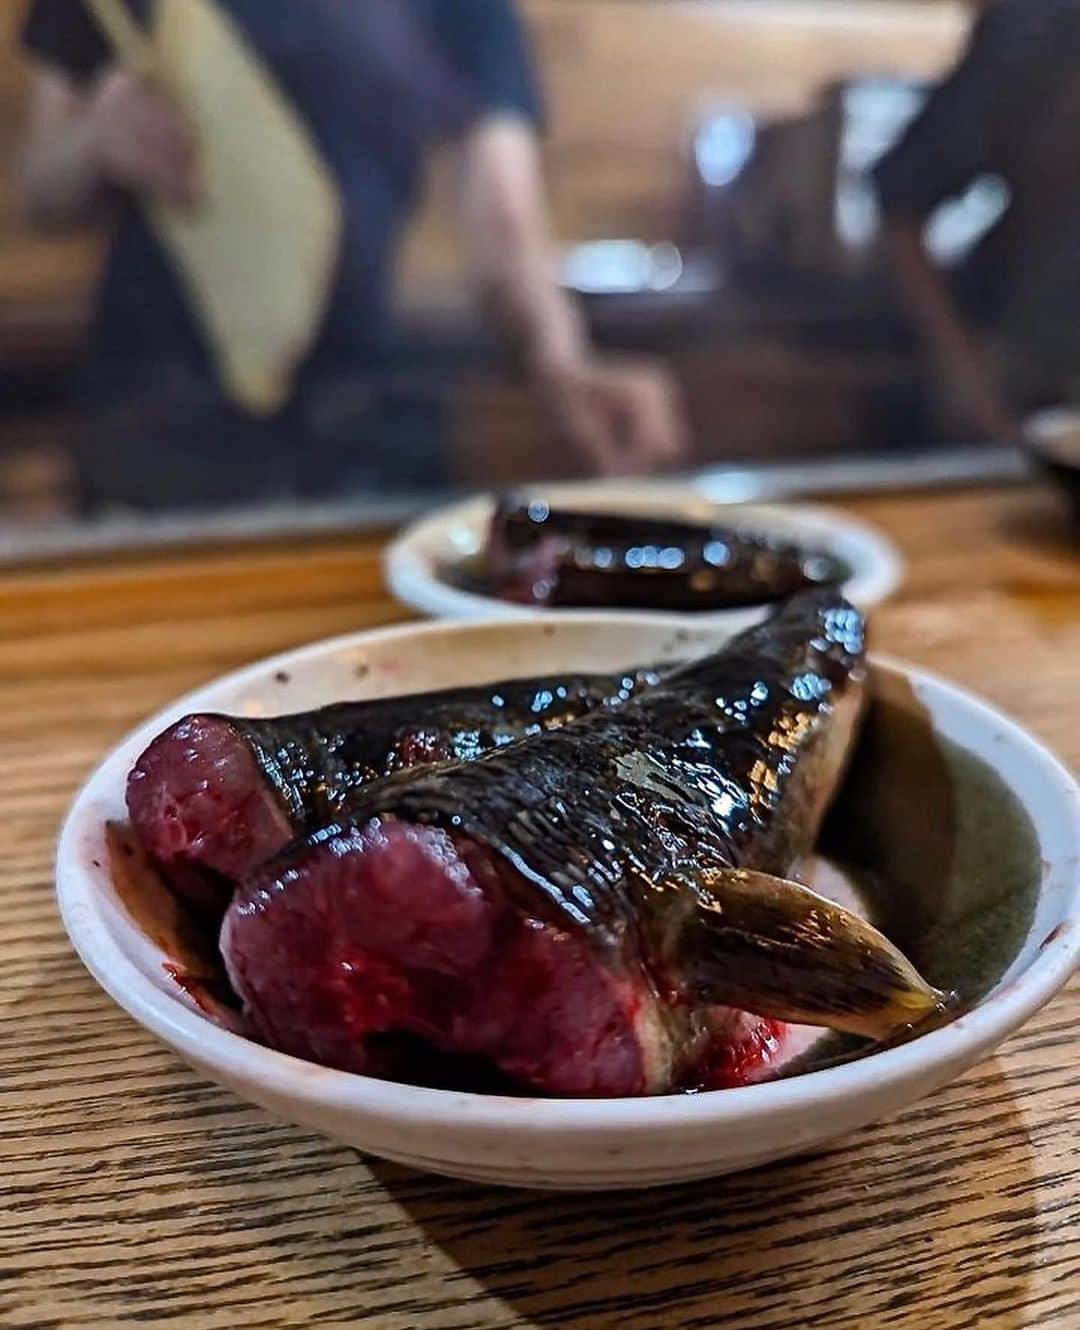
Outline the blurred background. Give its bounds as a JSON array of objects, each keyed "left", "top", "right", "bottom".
[{"left": 1, "top": 0, "right": 1076, "bottom": 552}]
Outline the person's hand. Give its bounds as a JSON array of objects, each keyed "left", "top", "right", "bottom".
[
  {"left": 533, "top": 355, "right": 689, "bottom": 476},
  {"left": 87, "top": 68, "right": 199, "bottom": 209}
]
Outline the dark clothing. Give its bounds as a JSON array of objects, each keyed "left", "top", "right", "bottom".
[
  {"left": 24, "top": 0, "right": 541, "bottom": 371},
  {"left": 22, "top": 0, "right": 542, "bottom": 506},
  {"left": 874, "top": 0, "right": 1080, "bottom": 363}
]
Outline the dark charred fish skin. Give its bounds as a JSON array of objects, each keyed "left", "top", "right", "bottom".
[
  {"left": 228, "top": 589, "right": 943, "bottom": 1077},
  {"left": 487, "top": 497, "right": 847, "bottom": 611},
  {"left": 126, "top": 667, "right": 667, "bottom": 922},
  {"left": 215, "top": 667, "right": 664, "bottom": 832},
  {"left": 310, "top": 591, "right": 865, "bottom": 953}
]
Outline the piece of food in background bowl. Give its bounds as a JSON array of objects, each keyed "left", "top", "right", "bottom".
[
  {"left": 484, "top": 495, "right": 848, "bottom": 611},
  {"left": 383, "top": 483, "right": 904, "bottom": 626},
  {"left": 219, "top": 590, "right": 943, "bottom": 1097},
  {"left": 126, "top": 667, "right": 665, "bottom": 919}
]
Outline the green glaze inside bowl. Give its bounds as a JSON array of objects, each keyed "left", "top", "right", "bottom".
[{"left": 797, "top": 671, "right": 1043, "bottom": 1075}]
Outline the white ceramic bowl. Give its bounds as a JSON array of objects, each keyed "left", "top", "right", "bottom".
[
  {"left": 1026, "top": 405, "right": 1080, "bottom": 463},
  {"left": 384, "top": 483, "right": 903, "bottom": 626},
  {"left": 57, "top": 616, "right": 1079, "bottom": 1190}
]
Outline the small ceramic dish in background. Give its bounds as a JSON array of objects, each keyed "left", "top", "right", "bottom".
[
  {"left": 383, "top": 481, "right": 904, "bottom": 626},
  {"left": 1025, "top": 407, "right": 1080, "bottom": 524},
  {"left": 56, "top": 615, "right": 1079, "bottom": 1191}
]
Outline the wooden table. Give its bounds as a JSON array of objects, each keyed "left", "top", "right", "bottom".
[{"left": 3, "top": 485, "right": 1077, "bottom": 1330}]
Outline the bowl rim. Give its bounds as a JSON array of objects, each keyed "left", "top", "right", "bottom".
[
  {"left": 1024, "top": 407, "right": 1080, "bottom": 458},
  {"left": 57, "top": 613, "right": 1080, "bottom": 1136},
  {"left": 382, "top": 490, "right": 905, "bottom": 625}
]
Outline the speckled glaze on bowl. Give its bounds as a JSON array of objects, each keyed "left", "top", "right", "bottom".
[{"left": 57, "top": 616, "right": 1079, "bottom": 1190}]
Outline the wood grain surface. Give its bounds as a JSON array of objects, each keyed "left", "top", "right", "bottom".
[{"left": 2, "top": 485, "right": 1077, "bottom": 1330}]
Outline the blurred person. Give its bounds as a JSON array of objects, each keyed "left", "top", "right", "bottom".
[
  {"left": 874, "top": 0, "right": 1080, "bottom": 444},
  {"left": 16, "top": 1, "right": 686, "bottom": 510}
]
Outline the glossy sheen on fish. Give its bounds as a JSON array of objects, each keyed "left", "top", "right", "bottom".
[
  {"left": 224, "top": 667, "right": 663, "bottom": 830},
  {"left": 487, "top": 498, "right": 846, "bottom": 610},
  {"left": 315, "top": 590, "right": 943, "bottom": 1041},
  {"left": 126, "top": 668, "right": 663, "bottom": 917},
  {"left": 345, "top": 591, "right": 864, "bottom": 939},
  {"left": 224, "top": 591, "right": 942, "bottom": 1094}
]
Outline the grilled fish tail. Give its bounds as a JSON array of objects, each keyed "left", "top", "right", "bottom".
[{"left": 652, "top": 865, "right": 947, "bottom": 1042}]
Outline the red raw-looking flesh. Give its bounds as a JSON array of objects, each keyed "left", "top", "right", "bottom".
[
  {"left": 222, "top": 820, "right": 657, "bottom": 1096},
  {"left": 691, "top": 1016, "right": 786, "bottom": 1091},
  {"left": 221, "top": 818, "right": 788, "bottom": 1097},
  {"left": 126, "top": 716, "right": 294, "bottom": 917}
]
